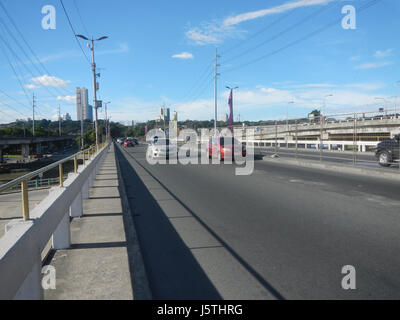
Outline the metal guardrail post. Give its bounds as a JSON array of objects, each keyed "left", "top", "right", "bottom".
[
  {"left": 74, "top": 156, "right": 78, "bottom": 173},
  {"left": 21, "top": 180, "right": 29, "bottom": 220},
  {"left": 59, "top": 163, "right": 63, "bottom": 187},
  {"left": 275, "top": 121, "right": 278, "bottom": 154},
  {"left": 295, "top": 120, "right": 298, "bottom": 159},
  {"left": 353, "top": 113, "right": 357, "bottom": 165}
]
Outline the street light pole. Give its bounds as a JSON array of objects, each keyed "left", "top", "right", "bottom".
[
  {"left": 286, "top": 101, "right": 294, "bottom": 148},
  {"left": 375, "top": 97, "right": 388, "bottom": 117},
  {"left": 91, "top": 37, "right": 99, "bottom": 149},
  {"left": 320, "top": 94, "right": 332, "bottom": 160},
  {"left": 76, "top": 34, "right": 108, "bottom": 150},
  {"left": 214, "top": 48, "right": 220, "bottom": 135},
  {"left": 322, "top": 94, "right": 333, "bottom": 117},
  {"left": 394, "top": 81, "right": 400, "bottom": 118}
]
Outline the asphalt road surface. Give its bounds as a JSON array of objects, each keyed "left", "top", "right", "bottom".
[
  {"left": 256, "top": 146, "right": 399, "bottom": 169},
  {"left": 116, "top": 143, "right": 400, "bottom": 299}
]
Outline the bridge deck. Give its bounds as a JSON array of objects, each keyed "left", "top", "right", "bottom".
[{"left": 44, "top": 145, "right": 134, "bottom": 300}]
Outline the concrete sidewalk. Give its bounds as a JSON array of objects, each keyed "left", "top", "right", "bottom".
[{"left": 44, "top": 145, "right": 134, "bottom": 300}]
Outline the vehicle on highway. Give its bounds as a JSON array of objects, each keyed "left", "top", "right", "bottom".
[
  {"left": 147, "top": 138, "right": 177, "bottom": 159},
  {"left": 207, "top": 137, "right": 246, "bottom": 161},
  {"left": 124, "top": 138, "right": 135, "bottom": 147},
  {"left": 117, "top": 137, "right": 126, "bottom": 145},
  {"left": 132, "top": 138, "right": 139, "bottom": 145},
  {"left": 375, "top": 134, "right": 400, "bottom": 166}
]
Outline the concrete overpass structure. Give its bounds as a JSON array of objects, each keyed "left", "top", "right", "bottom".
[
  {"left": 198, "top": 116, "right": 400, "bottom": 152},
  {"left": 0, "top": 136, "right": 77, "bottom": 162}
]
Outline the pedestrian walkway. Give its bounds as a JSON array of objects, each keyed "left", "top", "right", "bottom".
[{"left": 44, "top": 145, "right": 134, "bottom": 299}]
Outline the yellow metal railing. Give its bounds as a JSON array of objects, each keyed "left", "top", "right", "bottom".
[{"left": 0, "top": 142, "right": 109, "bottom": 220}]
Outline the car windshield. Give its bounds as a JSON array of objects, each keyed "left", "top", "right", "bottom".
[
  {"left": 219, "top": 137, "right": 240, "bottom": 146},
  {"left": 154, "top": 138, "right": 170, "bottom": 145}
]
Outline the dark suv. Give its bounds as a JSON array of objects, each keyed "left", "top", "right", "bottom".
[{"left": 375, "top": 134, "right": 400, "bottom": 167}]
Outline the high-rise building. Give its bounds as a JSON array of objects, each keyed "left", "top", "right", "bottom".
[
  {"left": 62, "top": 113, "right": 72, "bottom": 121},
  {"left": 87, "top": 105, "right": 93, "bottom": 121},
  {"left": 218, "top": 113, "right": 228, "bottom": 122},
  {"left": 76, "top": 87, "right": 93, "bottom": 121},
  {"left": 156, "top": 106, "right": 170, "bottom": 122}
]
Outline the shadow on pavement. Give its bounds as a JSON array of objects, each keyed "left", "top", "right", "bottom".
[{"left": 116, "top": 147, "right": 222, "bottom": 299}]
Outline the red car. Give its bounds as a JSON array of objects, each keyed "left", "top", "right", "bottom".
[
  {"left": 124, "top": 139, "right": 135, "bottom": 147},
  {"left": 207, "top": 137, "right": 246, "bottom": 160}
]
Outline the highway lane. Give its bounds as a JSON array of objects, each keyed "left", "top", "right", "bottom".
[
  {"left": 116, "top": 144, "right": 400, "bottom": 299},
  {"left": 256, "top": 146, "right": 400, "bottom": 169}
]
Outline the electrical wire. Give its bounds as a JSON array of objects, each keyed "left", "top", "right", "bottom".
[
  {"left": 223, "top": 0, "right": 382, "bottom": 74},
  {"left": 59, "top": 0, "right": 91, "bottom": 65},
  {"left": 222, "top": 1, "right": 336, "bottom": 64}
]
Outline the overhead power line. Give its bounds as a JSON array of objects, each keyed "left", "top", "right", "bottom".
[
  {"left": 222, "top": 1, "right": 336, "bottom": 64},
  {"left": 179, "top": 60, "right": 213, "bottom": 102},
  {"left": 0, "top": 31, "right": 67, "bottom": 115},
  {"left": 73, "top": 0, "right": 90, "bottom": 36},
  {"left": 220, "top": 9, "right": 296, "bottom": 57},
  {"left": 0, "top": 1, "right": 75, "bottom": 97},
  {"left": 224, "top": 0, "right": 382, "bottom": 74},
  {"left": 0, "top": 39, "right": 33, "bottom": 107},
  {"left": 59, "top": 0, "right": 91, "bottom": 65}
]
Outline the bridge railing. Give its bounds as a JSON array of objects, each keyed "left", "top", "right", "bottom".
[
  {"left": 0, "top": 142, "right": 110, "bottom": 299},
  {"left": 0, "top": 144, "right": 104, "bottom": 220}
]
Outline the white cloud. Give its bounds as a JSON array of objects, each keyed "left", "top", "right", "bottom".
[
  {"left": 172, "top": 52, "right": 194, "bottom": 60},
  {"left": 97, "top": 43, "right": 129, "bottom": 55},
  {"left": 349, "top": 55, "right": 361, "bottom": 61},
  {"left": 374, "top": 49, "right": 393, "bottom": 58},
  {"left": 186, "top": 0, "right": 333, "bottom": 45},
  {"left": 185, "top": 21, "right": 241, "bottom": 45},
  {"left": 355, "top": 61, "right": 393, "bottom": 70},
  {"left": 223, "top": 0, "right": 334, "bottom": 26},
  {"left": 57, "top": 95, "right": 76, "bottom": 102},
  {"left": 24, "top": 84, "right": 39, "bottom": 89},
  {"left": 345, "top": 83, "right": 385, "bottom": 91},
  {"left": 285, "top": 83, "right": 337, "bottom": 89},
  {"left": 31, "top": 75, "right": 70, "bottom": 87}
]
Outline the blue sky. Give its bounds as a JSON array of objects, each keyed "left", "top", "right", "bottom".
[{"left": 0, "top": 0, "right": 399, "bottom": 124}]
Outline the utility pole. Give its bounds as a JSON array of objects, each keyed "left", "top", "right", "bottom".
[
  {"left": 32, "top": 93, "right": 35, "bottom": 136},
  {"left": 76, "top": 34, "right": 108, "bottom": 150},
  {"left": 214, "top": 48, "right": 220, "bottom": 135},
  {"left": 286, "top": 101, "right": 294, "bottom": 148},
  {"left": 90, "top": 38, "right": 99, "bottom": 149},
  {"left": 81, "top": 102, "right": 84, "bottom": 149},
  {"left": 58, "top": 105, "right": 61, "bottom": 136},
  {"left": 394, "top": 81, "right": 400, "bottom": 119}
]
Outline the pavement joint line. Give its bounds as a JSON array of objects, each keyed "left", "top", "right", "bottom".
[
  {"left": 114, "top": 144, "right": 152, "bottom": 300},
  {"left": 262, "top": 156, "right": 400, "bottom": 182}
]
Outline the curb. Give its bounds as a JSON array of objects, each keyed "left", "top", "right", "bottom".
[
  {"left": 114, "top": 143, "right": 153, "bottom": 300},
  {"left": 262, "top": 156, "right": 400, "bottom": 182}
]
